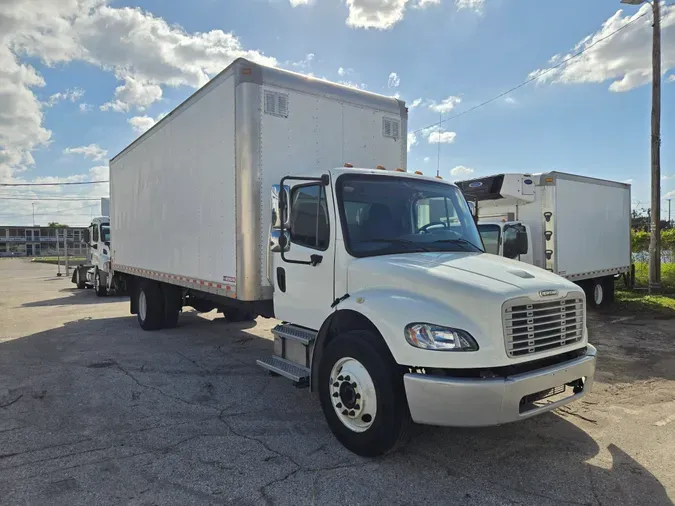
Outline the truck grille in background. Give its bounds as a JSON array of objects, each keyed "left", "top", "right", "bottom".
[{"left": 503, "top": 295, "right": 584, "bottom": 357}]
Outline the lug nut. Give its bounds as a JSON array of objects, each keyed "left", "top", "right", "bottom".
[
  {"left": 338, "top": 375, "right": 344, "bottom": 381},
  {"left": 351, "top": 382, "right": 357, "bottom": 388},
  {"left": 349, "top": 410, "right": 355, "bottom": 416},
  {"left": 336, "top": 403, "right": 342, "bottom": 408},
  {"left": 354, "top": 404, "right": 360, "bottom": 410},
  {"left": 342, "top": 410, "right": 348, "bottom": 415},
  {"left": 333, "top": 392, "right": 339, "bottom": 398},
  {"left": 333, "top": 382, "right": 339, "bottom": 387},
  {"left": 344, "top": 375, "right": 351, "bottom": 381},
  {"left": 355, "top": 393, "right": 361, "bottom": 399}
]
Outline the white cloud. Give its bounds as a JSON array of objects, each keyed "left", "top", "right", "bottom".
[
  {"left": 338, "top": 67, "right": 347, "bottom": 76},
  {"left": 668, "top": 75, "right": 675, "bottom": 82},
  {"left": 529, "top": 5, "right": 675, "bottom": 92},
  {"left": 291, "top": 53, "right": 315, "bottom": 69},
  {"left": 451, "top": 165, "right": 474, "bottom": 176},
  {"left": 289, "top": 0, "right": 313, "bottom": 5},
  {"left": 388, "top": 72, "right": 400, "bottom": 88},
  {"left": 0, "top": 0, "right": 277, "bottom": 182},
  {"left": 665, "top": 190, "right": 675, "bottom": 199},
  {"left": 345, "top": 0, "right": 408, "bottom": 29},
  {"left": 427, "top": 129, "right": 457, "bottom": 144},
  {"left": 455, "top": 0, "right": 484, "bottom": 13},
  {"left": 429, "top": 96, "right": 462, "bottom": 113},
  {"left": 339, "top": 80, "right": 368, "bottom": 90},
  {"left": 45, "top": 88, "right": 85, "bottom": 107},
  {"left": 100, "top": 75, "right": 162, "bottom": 112},
  {"left": 416, "top": 0, "right": 440, "bottom": 8},
  {"left": 409, "top": 98, "right": 422, "bottom": 109},
  {"left": 128, "top": 112, "right": 168, "bottom": 134},
  {"left": 407, "top": 132, "right": 418, "bottom": 152},
  {"left": 423, "top": 156, "right": 430, "bottom": 163},
  {"left": 63, "top": 144, "right": 108, "bottom": 161},
  {"left": 79, "top": 103, "right": 92, "bottom": 112},
  {"left": 623, "top": 178, "right": 634, "bottom": 184},
  {"left": 663, "top": 174, "right": 675, "bottom": 180},
  {"left": 504, "top": 96, "right": 518, "bottom": 104}
]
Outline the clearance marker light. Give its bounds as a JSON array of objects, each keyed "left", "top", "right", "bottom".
[
  {"left": 376, "top": 165, "right": 386, "bottom": 170},
  {"left": 344, "top": 163, "right": 353, "bottom": 168},
  {"left": 414, "top": 171, "right": 424, "bottom": 175}
]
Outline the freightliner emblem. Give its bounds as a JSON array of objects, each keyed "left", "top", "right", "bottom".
[{"left": 539, "top": 289, "right": 559, "bottom": 297}]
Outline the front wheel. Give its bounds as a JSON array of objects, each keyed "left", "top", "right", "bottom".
[
  {"left": 94, "top": 269, "right": 107, "bottom": 297},
  {"left": 75, "top": 269, "right": 86, "bottom": 289},
  {"left": 318, "top": 330, "right": 410, "bottom": 457}
]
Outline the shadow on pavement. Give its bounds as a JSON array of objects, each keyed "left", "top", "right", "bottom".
[
  {"left": 21, "top": 288, "right": 126, "bottom": 308},
  {"left": 0, "top": 315, "right": 672, "bottom": 505}
]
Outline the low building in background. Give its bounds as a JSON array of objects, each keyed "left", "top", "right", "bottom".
[{"left": 0, "top": 226, "right": 88, "bottom": 257}]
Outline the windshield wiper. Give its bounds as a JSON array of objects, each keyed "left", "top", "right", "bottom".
[
  {"left": 430, "top": 238, "right": 482, "bottom": 252},
  {"left": 358, "top": 238, "right": 430, "bottom": 252}
]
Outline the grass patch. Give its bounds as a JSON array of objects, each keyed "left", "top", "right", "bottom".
[
  {"left": 31, "top": 257, "right": 86, "bottom": 265},
  {"left": 632, "top": 261, "right": 675, "bottom": 292},
  {"left": 613, "top": 289, "right": 675, "bottom": 318}
]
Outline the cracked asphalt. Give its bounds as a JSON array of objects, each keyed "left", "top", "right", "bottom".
[{"left": 1, "top": 258, "right": 674, "bottom": 505}]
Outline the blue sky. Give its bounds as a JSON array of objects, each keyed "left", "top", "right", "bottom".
[{"left": 0, "top": 0, "right": 673, "bottom": 225}]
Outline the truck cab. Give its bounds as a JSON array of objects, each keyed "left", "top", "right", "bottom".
[
  {"left": 260, "top": 166, "right": 596, "bottom": 456},
  {"left": 72, "top": 217, "right": 112, "bottom": 296}
]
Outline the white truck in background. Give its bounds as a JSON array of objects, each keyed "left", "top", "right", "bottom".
[
  {"left": 71, "top": 216, "right": 115, "bottom": 296},
  {"left": 95, "top": 59, "right": 597, "bottom": 456},
  {"left": 456, "top": 172, "right": 632, "bottom": 307}
]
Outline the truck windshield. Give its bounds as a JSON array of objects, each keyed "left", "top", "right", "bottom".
[
  {"left": 337, "top": 174, "right": 484, "bottom": 257},
  {"left": 101, "top": 224, "right": 111, "bottom": 242},
  {"left": 476, "top": 224, "right": 501, "bottom": 255}
]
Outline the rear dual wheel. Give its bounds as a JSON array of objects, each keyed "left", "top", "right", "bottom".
[
  {"left": 585, "top": 277, "right": 615, "bottom": 308},
  {"left": 137, "top": 281, "right": 181, "bottom": 330}
]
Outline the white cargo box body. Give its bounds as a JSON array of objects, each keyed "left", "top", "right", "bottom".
[
  {"left": 543, "top": 173, "right": 631, "bottom": 281},
  {"left": 460, "top": 172, "right": 631, "bottom": 281},
  {"left": 110, "top": 58, "right": 407, "bottom": 301}
]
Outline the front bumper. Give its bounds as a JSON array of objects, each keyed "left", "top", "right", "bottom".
[{"left": 404, "top": 344, "right": 597, "bottom": 427}]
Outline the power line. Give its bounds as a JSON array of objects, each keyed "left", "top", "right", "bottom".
[
  {"left": 0, "top": 180, "right": 109, "bottom": 187},
  {"left": 411, "top": 10, "right": 650, "bottom": 136},
  {"left": 0, "top": 197, "right": 107, "bottom": 201},
  {"left": 0, "top": 204, "right": 98, "bottom": 218}
]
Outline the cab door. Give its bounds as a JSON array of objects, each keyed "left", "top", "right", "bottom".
[{"left": 272, "top": 177, "right": 336, "bottom": 330}]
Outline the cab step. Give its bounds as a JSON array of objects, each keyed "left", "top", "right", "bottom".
[
  {"left": 271, "top": 324, "right": 317, "bottom": 345},
  {"left": 256, "top": 356, "right": 310, "bottom": 387}
]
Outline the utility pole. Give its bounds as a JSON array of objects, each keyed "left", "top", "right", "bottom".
[
  {"left": 649, "top": 0, "right": 662, "bottom": 293},
  {"left": 32, "top": 202, "right": 35, "bottom": 227},
  {"left": 622, "top": 0, "right": 662, "bottom": 292},
  {"left": 667, "top": 198, "right": 672, "bottom": 226}
]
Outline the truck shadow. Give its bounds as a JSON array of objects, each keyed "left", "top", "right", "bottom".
[
  {"left": 0, "top": 316, "right": 672, "bottom": 505},
  {"left": 21, "top": 288, "right": 127, "bottom": 307}
]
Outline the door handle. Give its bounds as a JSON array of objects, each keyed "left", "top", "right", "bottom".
[{"left": 276, "top": 267, "right": 286, "bottom": 292}]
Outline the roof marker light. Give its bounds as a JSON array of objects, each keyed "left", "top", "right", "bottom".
[
  {"left": 435, "top": 175, "right": 443, "bottom": 180},
  {"left": 376, "top": 165, "right": 386, "bottom": 170},
  {"left": 414, "top": 171, "right": 424, "bottom": 175},
  {"left": 344, "top": 163, "right": 353, "bottom": 168},
  {"left": 395, "top": 168, "right": 405, "bottom": 172}
]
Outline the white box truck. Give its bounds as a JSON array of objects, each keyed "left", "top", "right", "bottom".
[
  {"left": 456, "top": 172, "right": 632, "bottom": 308},
  {"left": 99, "top": 59, "right": 596, "bottom": 457}
]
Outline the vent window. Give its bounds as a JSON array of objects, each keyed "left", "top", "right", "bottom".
[
  {"left": 382, "top": 117, "right": 400, "bottom": 139},
  {"left": 264, "top": 91, "right": 289, "bottom": 118}
]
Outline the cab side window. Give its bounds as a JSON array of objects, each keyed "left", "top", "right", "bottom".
[
  {"left": 290, "top": 184, "right": 330, "bottom": 250},
  {"left": 92, "top": 225, "right": 99, "bottom": 243}
]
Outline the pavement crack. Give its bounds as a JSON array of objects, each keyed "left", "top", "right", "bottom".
[
  {"left": 0, "top": 438, "right": 93, "bottom": 461},
  {"left": 0, "top": 394, "right": 23, "bottom": 408},
  {"left": 174, "top": 351, "right": 211, "bottom": 375},
  {"left": 259, "top": 466, "right": 302, "bottom": 506},
  {"left": 115, "top": 363, "right": 218, "bottom": 411},
  {"left": 0, "top": 443, "right": 118, "bottom": 471}
]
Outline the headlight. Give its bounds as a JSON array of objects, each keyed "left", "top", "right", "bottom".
[{"left": 404, "top": 323, "right": 478, "bottom": 351}]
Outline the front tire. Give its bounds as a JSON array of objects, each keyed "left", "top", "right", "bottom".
[
  {"left": 137, "top": 281, "right": 164, "bottom": 331},
  {"left": 75, "top": 269, "right": 86, "bottom": 289},
  {"left": 94, "top": 269, "right": 107, "bottom": 297},
  {"left": 318, "top": 330, "right": 411, "bottom": 457}
]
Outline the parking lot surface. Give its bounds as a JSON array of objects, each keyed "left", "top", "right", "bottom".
[{"left": 1, "top": 259, "right": 674, "bottom": 505}]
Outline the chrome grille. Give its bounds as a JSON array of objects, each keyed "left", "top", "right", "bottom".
[{"left": 503, "top": 295, "right": 584, "bottom": 358}]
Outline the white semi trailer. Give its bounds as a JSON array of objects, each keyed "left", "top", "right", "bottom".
[
  {"left": 456, "top": 172, "right": 632, "bottom": 308},
  {"left": 102, "top": 59, "right": 596, "bottom": 456}
]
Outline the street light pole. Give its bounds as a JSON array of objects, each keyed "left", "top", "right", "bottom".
[
  {"left": 32, "top": 202, "right": 35, "bottom": 227},
  {"left": 621, "top": 0, "right": 661, "bottom": 292}
]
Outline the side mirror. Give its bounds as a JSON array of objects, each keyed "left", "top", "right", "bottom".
[
  {"left": 83, "top": 229, "right": 90, "bottom": 244},
  {"left": 271, "top": 185, "right": 291, "bottom": 229},
  {"left": 91, "top": 243, "right": 98, "bottom": 250},
  {"left": 503, "top": 224, "right": 528, "bottom": 259},
  {"left": 270, "top": 229, "right": 290, "bottom": 253}
]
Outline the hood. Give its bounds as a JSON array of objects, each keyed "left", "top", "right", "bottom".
[{"left": 348, "top": 251, "right": 579, "bottom": 303}]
